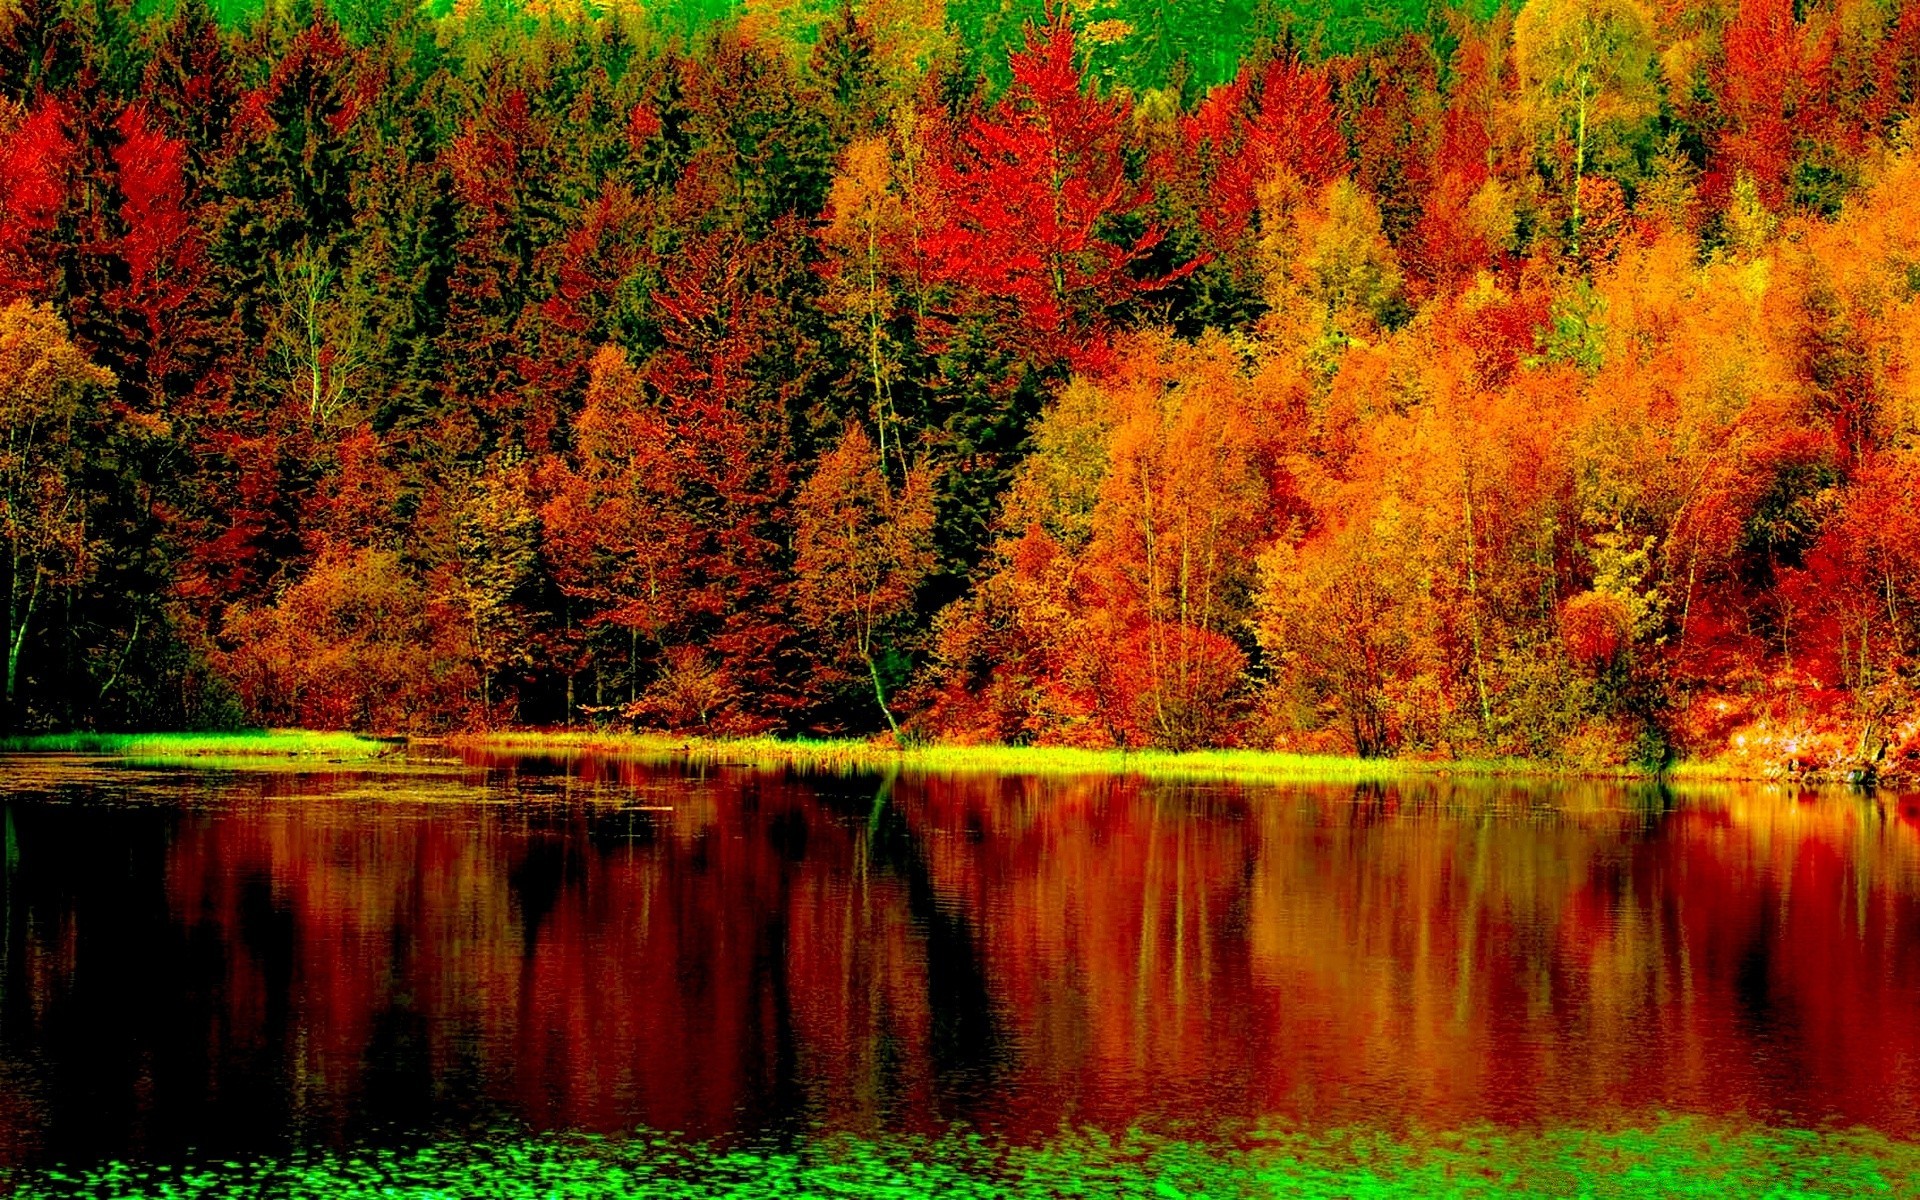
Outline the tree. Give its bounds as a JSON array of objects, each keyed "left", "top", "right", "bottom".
[
  {"left": 0, "top": 99, "right": 71, "bottom": 301},
  {"left": 221, "top": 546, "right": 474, "bottom": 732},
  {"left": 1082, "top": 332, "right": 1268, "bottom": 746},
  {"left": 1713, "top": 0, "right": 1834, "bottom": 209},
  {"left": 633, "top": 225, "right": 820, "bottom": 730},
  {"left": 268, "top": 249, "right": 371, "bottom": 430},
  {"left": 1254, "top": 516, "right": 1430, "bottom": 758},
  {"left": 1180, "top": 55, "right": 1345, "bottom": 253},
  {"left": 819, "top": 136, "right": 913, "bottom": 469},
  {"left": 793, "top": 423, "right": 935, "bottom": 733},
  {"left": 1258, "top": 175, "right": 1406, "bottom": 356},
  {"left": 542, "top": 345, "right": 691, "bottom": 712},
  {"left": 1512, "top": 0, "right": 1657, "bottom": 256},
  {"left": 0, "top": 301, "right": 113, "bottom": 724},
  {"left": 922, "top": 11, "right": 1178, "bottom": 372},
  {"left": 454, "top": 451, "right": 539, "bottom": 720}
]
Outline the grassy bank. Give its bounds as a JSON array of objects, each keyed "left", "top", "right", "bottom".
[
  {"left": 451, "top": 731, "right": 1799, "bottom": 787},
  {"left": 3, "top": 729, "right": 1873, "bottom": 787},
  {"left": 0, "top": 730, "right": 394, "bottom": 763}
]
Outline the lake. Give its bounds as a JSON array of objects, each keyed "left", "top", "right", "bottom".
[{"left": 1, "top": 750, "right": 1917, "bottom": 1196}]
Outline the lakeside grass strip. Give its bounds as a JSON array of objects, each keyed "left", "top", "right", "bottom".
[
  {"left": 455, "top": 731, "right": 1787, "bottom": 786},
  {"left": 8, "top": 1119, "right": 1916, "bottom": 1199},
  {"left": 0, "top": 728, "right": 1830, "bottom": 786},
  {"left": 0, "top": 730, "right": 392, "bottom": 761}
]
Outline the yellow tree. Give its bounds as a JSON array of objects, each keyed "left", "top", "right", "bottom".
[
  {"left": 0, "top": 302, "right": 113, "bottom": 722},
  {"left": 454, "top": 451, "right": 540, "bottom": 720},
  {"left": 820, "top": 137, "right": 912, "bottom": 470},
  {"left": 1512, "top": 0, "right": 1658, "bottom": 256},
  {"left": 1258, "top": 174, "right": 1406, "bottom": 363},
  {"left": 1255, "top": 516, "right": 1429, "bottom": 758},
  {"left": 541, "top": 346, "right": 694, "bottom": 711},
  {"left": 1087, "top": 332, "right": 1268, "bottom": 746},
  {"left": 794, "top": 423, "right": 935, "bottom": 733}
]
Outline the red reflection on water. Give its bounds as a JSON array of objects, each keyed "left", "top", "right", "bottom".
[{"left": 1, "top": 759, "right": 1917, "bottom": 1169}]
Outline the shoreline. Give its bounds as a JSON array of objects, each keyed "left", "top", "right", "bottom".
[
  {"left": 0, "top": 729, "right": 1897, "bottom": 789},
  {"left": 451, "top": 731, "right": 1879, "bottom": 788}
]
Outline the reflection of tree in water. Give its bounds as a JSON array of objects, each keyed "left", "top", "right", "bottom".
[
  {"left": 853, "top": 771, "right": 1010, "bottom": 1119},
  {"left": 1, "top": 763, "right": 1919, "bottom": 1173}
]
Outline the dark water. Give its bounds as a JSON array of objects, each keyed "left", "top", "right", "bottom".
[{"left": 1, "top": 752, "right": 1918, "bottom": 1187}]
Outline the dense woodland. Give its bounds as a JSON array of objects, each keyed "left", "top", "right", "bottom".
[{"left": 1, "top": 0, "right": 1918, "bottom": 772}]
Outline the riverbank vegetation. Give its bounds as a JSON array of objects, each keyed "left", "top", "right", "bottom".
[
  {"left": 1, "top": 0, "right": 1916, "bottom": 782},
  {"left": 0, "top": 730, "right": 390, "bottom": 759},
  {"left": 452, "top": 730, "right": 1845, "bottom": 785}
]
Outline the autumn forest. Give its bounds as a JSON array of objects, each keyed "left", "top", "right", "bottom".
[{"left": 1, "top": 0, "right": 1918, "bottom": 775}]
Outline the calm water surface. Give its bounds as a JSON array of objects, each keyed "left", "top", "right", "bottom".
[{"left": 1, "top": 751, "right": 1917, "bottom": 1192}]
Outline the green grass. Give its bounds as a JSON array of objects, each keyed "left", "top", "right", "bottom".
[
  {"left": 0, "top": 730, "right": 394, "bottom": 763},
  {"left": 454, "top": 731, "right": 1783, "bottom": 787},
  {"left": 6, "top": 1119, "right": 1916, "bottom": 1198}
]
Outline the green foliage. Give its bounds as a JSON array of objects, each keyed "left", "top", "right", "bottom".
[
  {"left": 1529, "top": 279, "right": 1609, "bottom": 374},
  {"left": 1482, "top": 641, "right": 1593, "bottom": 761},
  {"left": 1588, "top": 529, "right": 1664, "bottom": 644},
  {"left": 1740, "top": 461, "right": 1840, "bottom": 571},
  {"left": 949, "top": 0, "right": 1497, "bottom": 92}
]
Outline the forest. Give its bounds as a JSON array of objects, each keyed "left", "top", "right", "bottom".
[{"left": 0, "top": 0, "right": 1917, "bottom": 775}]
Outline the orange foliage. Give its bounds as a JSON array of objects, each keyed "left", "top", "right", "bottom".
[
  {"left": 1561, "top": 590, "right": 1631, "bottom": 668},
  {"left": 793, "top": 423, "right": 936, "bottom": 732},
  {"left": 922, "top": 332, "right": 1277, "bottom": 748},
  {"left": 221, "top": 547, "right": 477, "bottom": 731}
]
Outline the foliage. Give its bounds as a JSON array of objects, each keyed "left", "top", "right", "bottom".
[
  {"left": 793, "top": 421, "right": 935, "bottom": 731},
  {"left": 0, "top": 0, "right": 1914, "bottom": 776}
]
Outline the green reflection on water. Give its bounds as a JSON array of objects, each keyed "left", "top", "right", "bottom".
[{"left": 10, "top": 1121, "right": 1917, "bottom": 1199}]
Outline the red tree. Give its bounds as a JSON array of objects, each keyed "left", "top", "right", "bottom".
[
  {"left": 1182, "top": 56, "right": 1346, "bottom": 252},
  {"left": 922, "top": 13, "right": 1178, "bottom": 372},
  {"left": 0, "top": 101, "right": 71, "bottom": 301},
  {"left": 1713, "top": 0, "right": 1834, "bottom": 206}
]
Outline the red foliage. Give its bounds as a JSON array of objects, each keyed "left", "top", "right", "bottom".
[
  {"left": 0, "top": 102, "right": 72, "bottom": 300},
  {"left": 1560, "top": 591, "right": 1631, "bottom": 669},
  {"left": 1868, "top": 1, "right": 1920, "bottom": 131},
  {"left": 106, "top": 104, "right": 204, "bottom": 411},
  {"left": 922, "top": 13, "right": 1178, "bottom": 372},
  {"left": 627, "top": 101, "right": 663, "bottom": 147},
  {"left": 1099, "top": 622, "right": 1248, "bottom": 748},
  {"left": 1404, "top": 36, "right": 1504, "bottom": 292},
  {"left": 1711, "top": 0, "right": 1834, "bottom": 206},
  {"left": 542, "top": 345, "right": 690, "bottom": 647},
  {"left": 1182, "top": 56, "right": 1346, "bottom": 250},
  {"left": 642, "top": 232, "right": 800, "bottom": 724}
]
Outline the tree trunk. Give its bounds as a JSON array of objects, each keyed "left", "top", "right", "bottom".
[
  {"left": 1463, "top": 468, "right": 1493, "bottom": 740},
  {"left": 866, "top": 651, "right": 900, "bottom": 736},
  {"left": 0, "top": 549, "right": 12, "bottom": 731},
  {"left": 6, "top": 564, "right": 42, "bottom": 723},
  {"left": 1571, "top": 68, "right": 1590, "bottom": 259}
]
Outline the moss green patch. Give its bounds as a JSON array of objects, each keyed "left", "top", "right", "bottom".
[{"left": 7, "top": 1120, "right": 1917, "bottom": 1199}]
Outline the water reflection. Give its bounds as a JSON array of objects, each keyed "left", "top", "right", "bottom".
[{"left": 0, "top": 754, "right": 1916, "bottom": 1171}]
